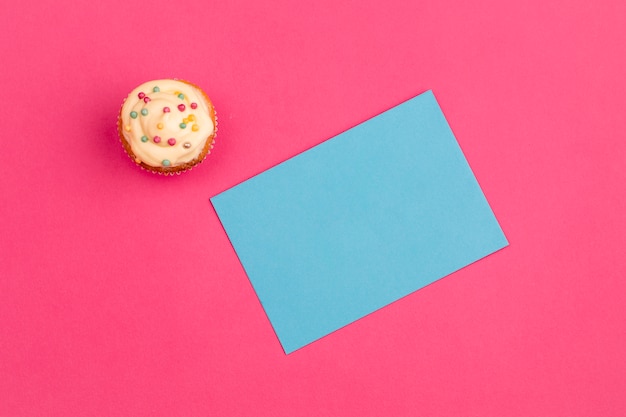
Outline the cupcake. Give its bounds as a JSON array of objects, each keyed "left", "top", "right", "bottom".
[{"left": 118, "top": 79, "right": 217, "bottom": 175}]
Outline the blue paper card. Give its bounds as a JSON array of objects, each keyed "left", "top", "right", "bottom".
[{"left": 211, "top": 91, "right": 508, "bottom": 353}]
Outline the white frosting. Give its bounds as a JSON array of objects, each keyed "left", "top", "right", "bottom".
[{"left": 120, "top": 79, "right": 215, "bottom": 167}]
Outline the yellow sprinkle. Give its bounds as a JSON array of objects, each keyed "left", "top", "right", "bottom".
[
  {"left": 174, "top": 91, "right": 180, "bottom": 95},
  {"left": 157, "top": 123, "right": 164, "bottom": 129},
  {"left": 134, "top": 157, "right": 141, "bottom": 164},
  {"left": 191, "top": 124, "right": 199, "bottom": 132},
  {"left": 124, "top": 125, "right": 131, "bottom": 132},
  {"left": 183, "top": 117, "right": 189, "bottom": 124},
  {"left": 188, "top": 114, "right": 195, "bottom": 122}
]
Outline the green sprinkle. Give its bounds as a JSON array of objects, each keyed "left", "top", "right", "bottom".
[
  {"left": 153, "top": 86, "right": 160, "bottom": 92},
  {"left": 141, "top": 136, "right": 148, "bottom": 142},
  {"left": 179, "top": 123, "right": 187, "bottom": 129},
  {"left": 162, "top": 159, "right": 171, "bottom": 167},
  {"left": 178, "top": 93, "right": 184, "bottom": 99},
  {"left": 130, "top": 111, "right": 138, "bottom": 119},
  {"left": 141, "top": 109, "right": 148, "bottom": 116}
]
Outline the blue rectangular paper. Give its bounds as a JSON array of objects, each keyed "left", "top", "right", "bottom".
[{"left": 211, "top": 91, "right": 508, "bottom": 353}]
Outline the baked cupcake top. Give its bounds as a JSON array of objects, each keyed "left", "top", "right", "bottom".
[{"left": 119, "top": 79, "right": 216, "bottom": 170}]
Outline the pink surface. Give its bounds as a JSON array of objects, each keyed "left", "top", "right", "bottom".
[{"left": 0, "top": 0, "right": 624, "bottom": 415}]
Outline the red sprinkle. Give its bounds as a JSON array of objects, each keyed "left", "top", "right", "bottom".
[
  {"left": 143, "top": 97, "right": 151, "bottom": 103},
  {"left": 168, "top": 138, "right": 176, "bottom": 146},
  {"left": 177, "top": 104, "right": 185, "bottom": 112},
  {"left": 163, "top": 107, "right": 170, "bottom": 113},
  {"left": 138, "top": 92, "right": 145, "bottom": 99},
  {"left": 190, "top": 102, "right": 197, "bottom": 109},
  {"left": 153, "top": 136, "right": 161, "bottom": 143}
]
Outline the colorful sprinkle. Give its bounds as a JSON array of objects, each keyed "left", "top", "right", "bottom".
[
  {"left": 138, "top": 92, "right": 145, "bottom": 99},
  {"left": 179, "top": 123, "right": 187, "bottom": 129},
  {"left": 141, "top": 109, "right": 148, "bottom": 116},
  {"left": 190, "top": 102, "right": 197, "bottom": 109},
  {"left": 183, "top": 117, "right": 189, "bottom": 123},
  {"left": 183, "top": 142, "right": 191, "bottom": 148},
  {"left": 141, "top": 135, "right": 148, "bottom": 142},
  {"left": 153, "top": 136, "right": 161, "bottom": 143},
  {"left": 153, "top": 86, "right": 160, "bottom": 92},
  {"left": 163, "top": 107, "right": 170, "bottom": 113},
  {"left": 124, "top": 125, "right": 131, "bottom": 132},
  {"left": 188, "top": 114, "right": 195, "bottom": 122},
  {"left": 191, "top": 124, "right": 199, "bottom": 132},
  {"left": 130, "top": 111, "right": 138, "bottom": 119},
  {"left": 178, "top": 104, "right": 186, "bottom": 112},
  {"left": 143, "top": 96, "right": 151, "bottom": 103},
  {"left": 168, "top": 138, "right": 176, "bottom": 146},
  {"left": 162, "top": 159, "right": 171, "bottom": 167},
  {"left": 178, "top": 93, "right": 185, "bottom": 100},
  {"left": 157, "top": 123, "right": 164, "bottom": 129}
]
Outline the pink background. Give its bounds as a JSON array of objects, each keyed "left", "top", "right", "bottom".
[{"left": 1, "top": 0, "right": 625, "bottom": 415}]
